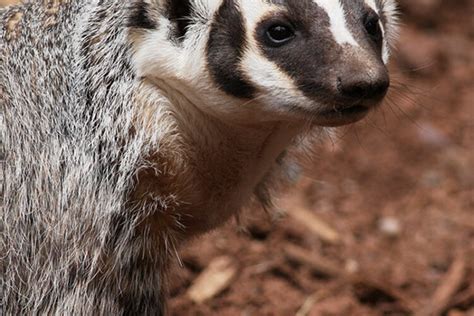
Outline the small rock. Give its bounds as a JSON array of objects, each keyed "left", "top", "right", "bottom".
[
  {"left": 421, "top": 170, "right": 443, "bottom": 188},
  {"left": 417, "top": 121, "right": 451, "bottom": 147},
  {"left": 344, "top": 259, "right": 360, "bottom": 274},
  {"left": 378, "top": 216, "right": 402, "bottom": 237}
]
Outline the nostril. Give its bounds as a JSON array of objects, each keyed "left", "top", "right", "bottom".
[
  {"left": 345, "top": 83, "right": 369, "bottom": 99},
  {"left": 337, "top": 76, "right": 389, "bottom": 100},
  {"left": 337, "top": 77, "right": 371, "bottom": 99},
  {"left": 373, "top": 78, "right": 390, "bottom": 96}
]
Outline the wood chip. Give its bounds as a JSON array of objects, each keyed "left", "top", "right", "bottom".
[
  {"left": 187, "top": 256, "right": 238, "bottom": 304},
  {"left": 286, "top": 204, "right": 341, "bottom": 244},
  {"left": 416, "top": 254, "right": 467, "bottom": 316},
  {"left": 295, "top": 283, "right": 344, "bottom": 316},
  {"left": 447, "top": 310, "right": 466, "bottom": 316},
  {"left": 296, "top": 295, "right": 317, "bottom": 316},
  {"left": 283, "top": 244, "right": 342, "bottom": 277},
  {"left": 451, "top": 282, "right": 474, "bottom": 308}
]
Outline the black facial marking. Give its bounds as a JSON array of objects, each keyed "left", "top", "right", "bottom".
[
  {"left": 127, "top": 1, "right": 157, "bottom": 30},
  {"left": 364, "top": 10, "right": 383, "bottom": 47},
  {"left": 339, "top": 0, "right": 384, "bottom": 53},
  {"left": 165, "top": 0, "right": 193, "bottom": 41},
  {"left": 256, "top": 0, "right": 339, "bottom": 99},
  {"left": 207, "top": 0, "right": 256, "bottom": 99}
]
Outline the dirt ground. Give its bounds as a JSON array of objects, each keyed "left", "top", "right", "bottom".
[{"left": 1, "top": 1, "right": 472, "bottom": 315}]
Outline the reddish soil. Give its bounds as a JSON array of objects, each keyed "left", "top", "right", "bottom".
[{"left": 168, "top": 1, "right": 474, "bottom": 315}]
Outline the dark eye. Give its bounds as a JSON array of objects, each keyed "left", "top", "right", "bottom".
[
  {"left": 364, "top": 13, "right": 382, "bottom": 42},
  {"left": 265, "top": 24, "right": 295, "bottom": 46}
]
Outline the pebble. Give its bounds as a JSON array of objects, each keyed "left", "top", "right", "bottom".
[
  {"left": 417, "top": 121, "right": 451, "bottom": 147},
  {"left": 345, "top": 259, "right": 360, "bottom": 274},
  {"left": 378, "top": 216, "right": 402, "bottom": 237}
]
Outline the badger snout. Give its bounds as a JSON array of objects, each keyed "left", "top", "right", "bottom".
[
  {"left": 311, "top": 58, "right": 390, "bottom": 127},
  {"left": 336, "top": 66, "right": 390, "bottom": 105}
]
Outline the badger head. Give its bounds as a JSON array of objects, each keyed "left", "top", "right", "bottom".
[{"left": 131, "top": 0, "right": 399, "bottom": 127}]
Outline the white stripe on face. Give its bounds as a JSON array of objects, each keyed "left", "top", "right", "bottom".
[
  {"left": 364, "top": 0, "right": 390, "bottom": 63},
  {"left": 240, "top": 50, "right": 312, "bottom": 110},
  {"left": 364, "top": 0, "right": 378, "bottom": 11},
  {"left": 312, "top": 0, "right": 358, "bottom": 47},
  {"left": 239, "top": 0, "right": 312, "bottom": 109}
]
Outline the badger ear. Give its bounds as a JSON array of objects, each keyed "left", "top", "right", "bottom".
[{"left": 163, "top": 0, "right": 193, "bottom": 40}]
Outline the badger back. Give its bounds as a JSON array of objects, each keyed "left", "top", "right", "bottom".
[{"left": 1, "top": 1, "right": 169, "bottom": 314}]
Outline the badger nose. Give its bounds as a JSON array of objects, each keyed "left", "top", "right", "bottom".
[{"left": 337, "top": 69, "right": 390, "bottom": 102}]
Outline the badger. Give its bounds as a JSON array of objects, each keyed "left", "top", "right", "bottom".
[{"left": 1, "top": 0, "right": 399, "bottom": 314}]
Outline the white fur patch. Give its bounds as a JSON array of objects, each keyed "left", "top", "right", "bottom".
[
  {"left": 379, "top": 0, "right": 400, "bottom": 63},
  {"left": 313, "top": 0, "right": 358, "bottom": 47},
  {"left": 240, "top": 50, "right": 311, "bottom": 110},
  {"left": 364, "top": 0, "right": 378, "bottom": 11},
  {"left": 191, "top": 0, "right": 224, "bottom": 23},
  {"left": 133, "top": 17, "right": 181, "bottom": 78}
]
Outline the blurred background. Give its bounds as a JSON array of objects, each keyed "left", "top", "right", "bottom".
[{"left": 2, "top": 0, "right": 472, "bottom": 315}]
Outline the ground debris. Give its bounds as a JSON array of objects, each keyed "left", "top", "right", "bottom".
[
  {"left": 416, "top": 254, "right": 467, "bottom": 316},
  {"left": 283, "top": 194, "right": 341, "bottom": 244},
  {"left": 378, "top": 216, "right": 402, "bottom": 237},
  {"left": 285, "top": 244, "right": 421, "bottom": 313},
  {"left": 186, "top": 256, "right": 238, "bottom": 304},
  {"left": 283, "top": 244, "right": 341, "bottom": 277}
]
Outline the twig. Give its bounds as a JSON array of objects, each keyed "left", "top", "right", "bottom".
[
  {"left": 187, "top": 256, "right": 238, "bottom": 304},
  {"left": 283, "top": 244, "right": 342, "bottom": 277},
  {"left": 416, "top": 254, "right": 467, "bottom": 316},
  {"left": 350, "top": 275, "right": 421, "bottom": 312},
  {"left": 451, "top": 282, "right": 474, "bottom": 308},
  {"left": 283, "top": 199, "right": 341, "bottom": 244},
  {"left": 284, "top": 244, "right": 421, "bottom": 313},
  {"left": 295, "top": 283, "right": 344, "bottom": 316}
]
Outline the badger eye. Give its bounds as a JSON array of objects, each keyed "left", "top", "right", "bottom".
[
  {"left": 364, "top": 13, "right": 382, "bottom": 42},
  {"left": 265, "top": 24, "right": 295, "bottom": 46}
]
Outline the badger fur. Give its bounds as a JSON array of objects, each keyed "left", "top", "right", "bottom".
[{"left": 1, "top": 0, "right": 398, "bottom": 314}]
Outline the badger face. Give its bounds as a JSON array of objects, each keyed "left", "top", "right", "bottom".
[{"left": 132, "top": 0, "right": 399, "bottom": 127}]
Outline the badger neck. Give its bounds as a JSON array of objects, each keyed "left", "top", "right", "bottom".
[{"left": 132, "top": 78, "right": 303, "bottom": 237}]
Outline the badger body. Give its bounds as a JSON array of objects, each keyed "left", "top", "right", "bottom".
[{"left": 1, "top": 0, "right": 398, "bottom": 314}]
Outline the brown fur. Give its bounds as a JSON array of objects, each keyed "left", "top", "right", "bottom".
[
  {"left": 131, "top": 79, "right": 302, "bottom": 237},
  {"left": 4, "top": 10, "right": 22, "bottom": 40}
]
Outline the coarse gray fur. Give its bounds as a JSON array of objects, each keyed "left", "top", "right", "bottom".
[{"left": 1, "top": 1, "right": 173, "bottom": 314}]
